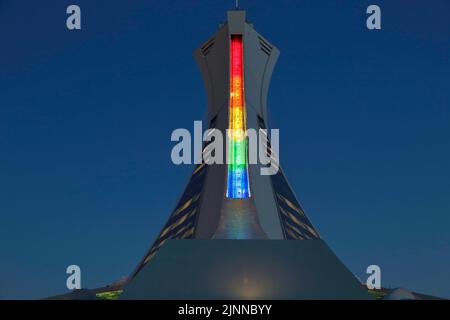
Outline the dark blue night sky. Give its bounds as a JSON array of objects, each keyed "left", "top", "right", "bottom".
[{"left": 0, "top": 0, "right": 449, "bottom": 299}]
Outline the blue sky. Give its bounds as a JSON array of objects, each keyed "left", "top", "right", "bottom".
[{"left": 0, "top": 0, "right": 449, "bottom": 299}]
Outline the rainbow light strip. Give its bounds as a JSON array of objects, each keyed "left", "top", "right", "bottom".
[{"left": 226, "top": 35, "right": 251, "bottom": 199}]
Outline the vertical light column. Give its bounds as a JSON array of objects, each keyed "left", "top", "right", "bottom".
[{"left": 226, "top": 35, "right": 251, "bottom": 199}]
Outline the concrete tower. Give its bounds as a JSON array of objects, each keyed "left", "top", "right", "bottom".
[{"left": 121, "top": 10, "right": 370, "bottom": 300}]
